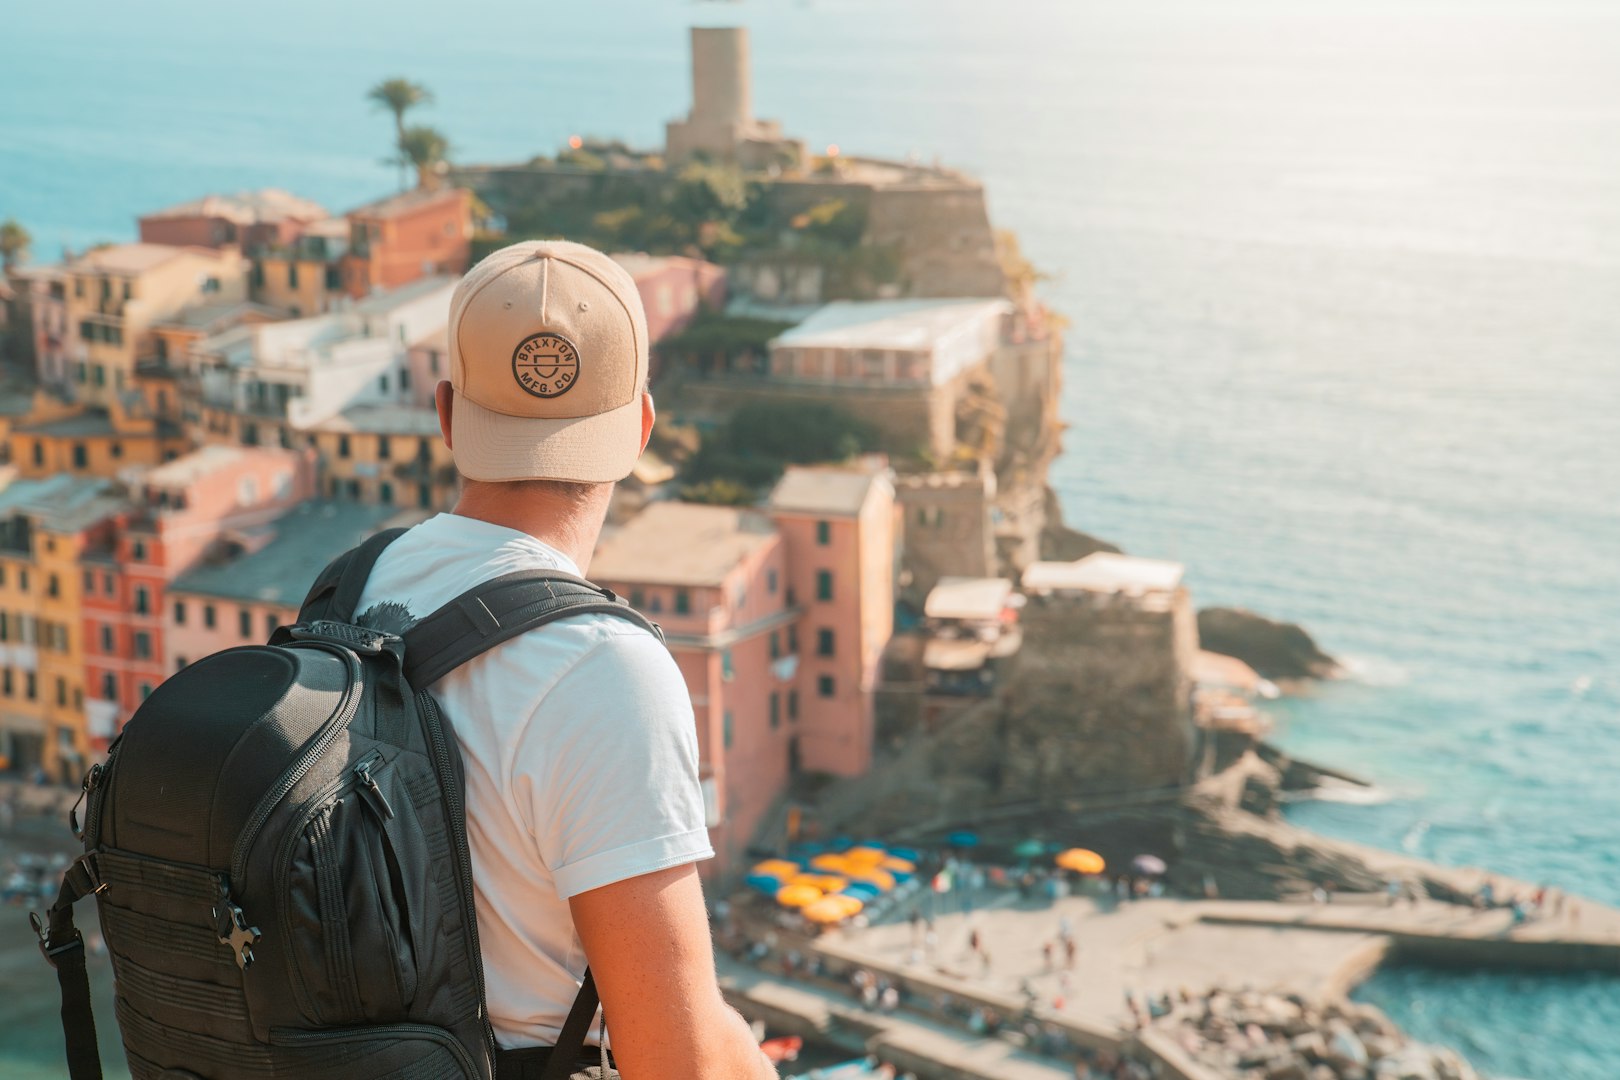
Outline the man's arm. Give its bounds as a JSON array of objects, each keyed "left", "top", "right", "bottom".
[{"left": 571, "top": 863, "right": 776, "bottom": 1080}]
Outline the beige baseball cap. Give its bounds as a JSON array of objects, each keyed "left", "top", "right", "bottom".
[{"left": 447, "top": 240, "right": 649, "bottom": 483}]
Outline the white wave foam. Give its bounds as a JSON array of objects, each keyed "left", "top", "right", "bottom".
[{"left": 1338, "top": 654, "right": 1412, "bottom": 688}]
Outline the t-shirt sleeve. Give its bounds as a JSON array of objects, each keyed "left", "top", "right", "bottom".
[{"left": 518, "top": 625, "right": 714, "bottom": 900}]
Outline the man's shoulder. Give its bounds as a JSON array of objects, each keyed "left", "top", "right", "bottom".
[{"left": 466, "top": 608, "right": 682, "bottom": 707}]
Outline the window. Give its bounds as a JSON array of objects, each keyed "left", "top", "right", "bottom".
[
  {"left": 288, "top": 262, "right": 299, "bottom": 288},
  {"left": 338, "top": 435, "right": 351, "bottom": 459},
  {"left": 770, "top": 693, "right": 781, "bottom": 730},
  {"left": 265, "top": 612, "right": 279, "bottom": 638},
  {"left": 770, "top": 631, "right": 781, "bottom": 661},
  {"left": 816, "top": 520, "right": 831, "bottom": 546},
  {"left": 722, "top": 650, "right": 734, "bottom": 682},
  {"left": 133, "top": 632, "right": 152, "bottom": 660},
  {"left": 816, "top": 570, "right": 833, "bottom": 602},
  {"left": 204, "top": 604, "right": 216, "bottom": 629},
  {"left": 648, "top": 593, "right": 663, "bottom": 614},
  {"left": 133, "top": 586, "right": 149, "bottom": 615},
  {"left": 674, "top": 589, "right": 690, "bottom": 615},
  {"left": 630, "top": 588, "right": 645, "bottom": 610},
  {"left": 379, "top": 482, "right": 394, "bottom": 505},
  {"left": 723, "top": 710, "right": 734, "bottom": 749},
  {"left": 47, "top": 574, "right": 59, "bottom": 598},
  {"left": 817, "top": 628, "right": 835, "bottom": 657},
  {"left": 173, "top": 600, "right": 187, "bottom": 625},
  {"left": 31, "top": 441, "right": 42, "bottom": 467},
  {"left": 139, "top": 682, "right": 152, "bottom": 701},
  {"left": 25, "top": 672, "right": 35, "bottom": 701},
  {"left": 103, "top": 573, "right": 114, "bottom": 596},
  {"left": 787, "top": 624, "right": 799, "bottom": 654},
  {"left": 99, "top": 625, "right": 113, "bottom": 653},
  {"left": 83, "top": 570, "right": 94, "bottom": 593},
  {"left": 788, "top": 689, "right": 799, "bottom": 721},
  {"left": 56, "top": 678, "right": 66, "bottom": 708},
  {"left": 18, "top": 569, "right": 27, "bottom": 593},
  {"left": 2, "top": 668, "right": 10, "bottom": 695},
  {"left": 378, "top": 435, "right": 391, "bottom": 460},
  {"left": 92, "top": 365, "right": 106, "bottom": 387},
  {"left": 767, "top": 569, "right": 778, "bottom": 594},
  {"left": 101, "top": 673, "right": 117, "bottom": 700},
  {"left": 176, "top": 657, "right": 188, "bottom": 672},
  {"left": 251, "top": 261, "right": 265, "bottom": 289},
  {"left": 818, "top": 675, "right": 835, "bottom": 699},
  {"left": 71, "top": 443, "right": 87, "bottom": 469},
  {"left": 378, "top": 374, "right": 390, "bottom": 393},
  {"left": 239, "top": 609, "right": 252, "bottom": 639},
  {"left": 399, "top": 368, "right": 411, "bottom": 392},
  {"left": 110, "top": 441, "right": 122, "bottom": 460},
  {"left": 132, "top": 539, "right": 146, "bottom": 562}
]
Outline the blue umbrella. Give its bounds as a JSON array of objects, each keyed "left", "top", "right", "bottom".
[
  {"left": 745, "top": 874, "right": 785, "bottom": 895},
  {"left": 888, "top": 846, "right": 921, "bottom": 862},
  {"left": 947, "top": 831, "right": 980, "bottom": 848},
  {"left": 842, "top": 883, "right": 882, "bottom": 902}
]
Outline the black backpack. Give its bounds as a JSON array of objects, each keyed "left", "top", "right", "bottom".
[{"left": 32, "top": 526, "right": 660, "bottom": 1080}]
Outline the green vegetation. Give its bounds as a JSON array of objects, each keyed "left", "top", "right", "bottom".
[
  {"left": 398, "top": 125, "right": 451, "bottom": 189},
  {"left": 679, "top": 401, "right": 877, "bottom": 504},
  {"left": 657, "top": 312, "right": 796, "bottom": 374},
  {"left": 0, "top": 219, "right": 29, "bottom": 271},
  {"left": 367, "top": 77, "right": 435, "bottom": 189}
]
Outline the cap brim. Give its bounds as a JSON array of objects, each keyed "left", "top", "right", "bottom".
[{"left": 451, "top": 390, "right": 643, "bottom": 483}]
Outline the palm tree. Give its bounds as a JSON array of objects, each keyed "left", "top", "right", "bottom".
[
  {"left": 398, "top": 126, "right": 451, "bottom": 190},
  {"left": 0, "top": 219, "right": 30, "bottom": 272},
  {"left": 367, "top": 78, "right": 433, "bottom": 188}
]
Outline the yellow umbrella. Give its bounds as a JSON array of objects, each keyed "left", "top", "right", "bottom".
[
  {"left": 803, "top": 895, "right": 864, "bottom": 923},
  {"left": 847, "top": 867, "right": 896, "bottom": 891},
  {"left": 810, "top": 853, "right": 854, "bottom": 873},
  {"left": 881, "top": 856, "right": 915, "bottom": 874},
  {"left": 776, "top": 884, "right": 823, "bottom": 908},
  {"left": 789, "top": 873, "right": 848, "bottom": 893},
  {"left": 1055, "top": 848, "right": 1106, "bottom": 875},
  {"left": 843, "top": 846, "right": 888, "bottom": 865},
  {"left": 752, "top": 859, "right": 801, "bottom": 878}
]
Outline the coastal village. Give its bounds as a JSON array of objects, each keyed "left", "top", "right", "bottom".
[{"left": 0, "top": 27, "right": 1614, "bottom": 1080}]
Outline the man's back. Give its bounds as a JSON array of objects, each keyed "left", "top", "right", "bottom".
[{"left": 355, "top": 511, "right": 711, "bottom": 1048}]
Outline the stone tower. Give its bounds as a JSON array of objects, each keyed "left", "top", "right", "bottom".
[{"left": 666, "top": 27, "right": 804, "bottom": 170}]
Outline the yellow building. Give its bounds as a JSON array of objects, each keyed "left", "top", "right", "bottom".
[
  {"left": 251, "top": 218, "right": 349, "bottom": 317},
  {"left": 8, "top": 394, "right": 189, "bottom": 479},
  {"left": 60, "top": 243, "right": 247, "bottom": 408},
  {"left": 305, "top": 406, "right": 457, "bottom": 511},
  {"left": 0, "top": 473, "right": 127, "bottom": 781}
]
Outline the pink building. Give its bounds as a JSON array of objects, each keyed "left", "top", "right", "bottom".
[
  {"left": 165, "top": 501, "right": 404, "bottom": 673},
  {"left": 138, "top": 190, "right": 330, "bottom": 253},
  {"left": 766, "top": 463, "right": 898, "bottom": 779},
  {"left": 609, "top": 253, "right": 727, "bottom": 346},
  {"left": 82, "top": 445, "right": 314, "bottom": 733},
  {"left": 591, "top": 502, "right": 796, "bottom": 880}
]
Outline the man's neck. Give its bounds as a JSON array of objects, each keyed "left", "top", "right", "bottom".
[{"left": 449, "top": 481, "right": 612, "bottom": 575}]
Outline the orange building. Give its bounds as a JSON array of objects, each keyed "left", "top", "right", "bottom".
[
  {"left": 340, "top": 188, "right": 472, "bottom": 299},
  {"left": 591, "top": 502, "right": 798, "bottom": 878},
  {"left": 766, "top": 463, "right": 898, "bottom": 778},
  {"left": 7, "top": 394, "right": 189, "bottom": 479}
]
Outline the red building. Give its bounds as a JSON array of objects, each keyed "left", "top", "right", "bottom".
[
  {"left": 341, "top": 188, "right": 472, "bottom": 300},
  {"left": 610, "top": 254, "right": 727, "bottom": 345},
  {"left": 138, "top": 190, "right": 330, "bottom": 253}
]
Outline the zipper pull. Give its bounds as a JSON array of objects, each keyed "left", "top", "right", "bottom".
[
  {"left": 70, "top": 763, "right": 103, "bottom": 840},
  {"left": 354, "top": 760, "right": 394, "bottom": 821},
  {"left": 212, "top": 874, "right": 261, "bottom": 971}
]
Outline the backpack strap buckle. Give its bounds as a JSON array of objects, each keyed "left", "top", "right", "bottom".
[{"left": 31, "top": 910, "right": 84, "bottom": 968}]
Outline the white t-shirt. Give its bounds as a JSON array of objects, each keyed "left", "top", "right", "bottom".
[{"left": 355, "top": 513, "right": 713, "bottom": 1047}]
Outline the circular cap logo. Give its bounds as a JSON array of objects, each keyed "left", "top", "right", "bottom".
[{"left": 511, "top": 333, "right": 581, "bottom": 399}]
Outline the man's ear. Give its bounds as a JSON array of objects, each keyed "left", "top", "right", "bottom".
[
  {"left": 639, "top": 391, "right": 655, "bottom": 454},
  {"left": 435, "top": 381, "right": 454, "bottom": 449}
]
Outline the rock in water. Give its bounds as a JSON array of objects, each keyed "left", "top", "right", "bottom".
[{"left": 1197, "top": 607, "right": 1341, "bottom": 680}]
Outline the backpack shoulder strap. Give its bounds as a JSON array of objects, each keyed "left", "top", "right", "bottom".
[
  {"left": 32, "top": 856, "right": 104, "bottom": 1080},
  {"left": 297, "top": 526, "right": 409, "bottom": 625},
  {"left": 402, "top": 569, "right": 662, "bottom": 689}
]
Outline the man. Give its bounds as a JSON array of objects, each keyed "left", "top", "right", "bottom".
[{"left": 355, "top": 240, "right": 775, "bottom": 1079}]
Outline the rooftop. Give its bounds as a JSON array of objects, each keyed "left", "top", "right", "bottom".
[
  {"left": 310, "top": 405, "right": 442, "bottom": 436},
  {"left": 145, "top": 445, "right": 299, "bottom": 489},
  {"left": 16, "top": 410, "right": 121, "bottom": 438},
  {"left": 773, "top": 298, "right": 1011, "bottom": 352},
  {"left": 592, "top": 501, "right": 778, "bottom": 588},
  {"left": 169, "top": 500, "right": 401, "bottom": 604},
  {"left": 346, "top": 186, "right": 465, "bottom": 221},
  {"left": 1021, "top": 552, "right": 1186, "bottom": 596},
  {"left": 140, "top": 189, "right": 328, "bottom": 226},
  {"left": 924, "top": 577, "right": 1016, "bottom": 622},
  {"left": 0, "top": 473, "right": 129, "bottom": 534},
  {"left": 70, "top": 243, "right": 195, "bottom": 276},
  {"left": 351, "top": 275, "right": 456, "bottom": 316},
  {"left": 161, "top": 300, "right": 285, "bottom": 332},
  {"left": 767, "top": 463, "right": 888, "bottom": 518}
]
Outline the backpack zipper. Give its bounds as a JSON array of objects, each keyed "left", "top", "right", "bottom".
[
  {"left": 230, "top": 644, "right": 363, "bottom": 885},
  {"left": 417, "top": 690, "right": 497, "bottom": 1072}
]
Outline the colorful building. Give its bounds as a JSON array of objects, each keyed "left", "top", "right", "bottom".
[
  {"left": 59, "top": 243, "right": 248, "bottom": 408},
  {"left": 138, "top": 190, "right": 329, "bottom": 254},
  {"left": 766, "top": 463, "right": 897, "bottom": 779},
  {"left": 3, "top": 263, "right": 70, "bottom": 384},
  {"left": 591, "top": 501, "right": 797, "bottom": 879},
  {"left": 305, "top": 405, "right": 454, "bottom": 510},
  {"left": 165, "top": 500, "right": 407, "bottom": 673},
  {"left": 7, "top": 395, "right": 189, "bottom": 479},
  {"left": 81, "top": 446, "right": 314, "bottom": 744},
  {"left": 250, "top": 218, "right": 352, "bottom": 317},
  {"left": 610, "top": 253, "right": 728, "bottom": 345},
  {"left": 0, "top": 474, "right": 128, "bottom": 782},
  {"left": 340, "top": 188, "right": 472, "bottom": 300}
]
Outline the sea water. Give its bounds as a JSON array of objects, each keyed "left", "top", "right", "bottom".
[{"left": 3, "top": 2, "right": 1618, "bottom": 1076}]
